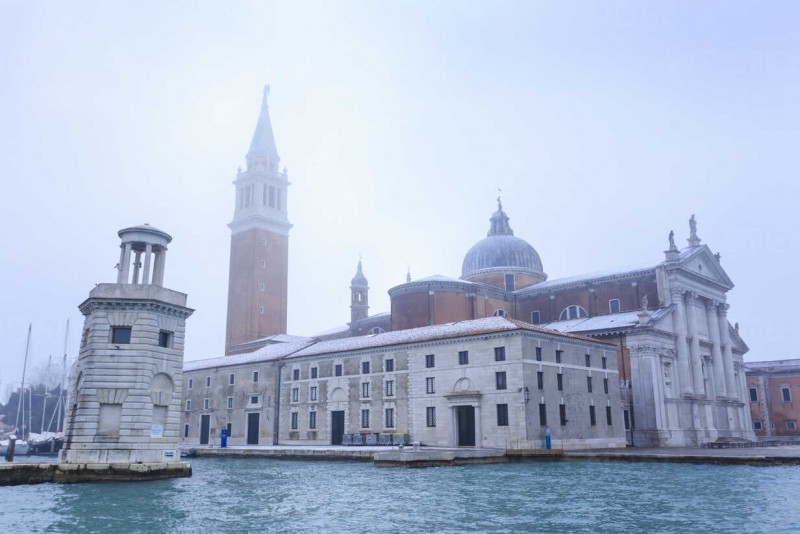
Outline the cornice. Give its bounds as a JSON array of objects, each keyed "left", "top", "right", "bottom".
[
  {"left": 79, "top": 298, "right": 194, "bottom": 319},
  {"left": 515, "top": 268, "right": 656, "bottom": 297}
]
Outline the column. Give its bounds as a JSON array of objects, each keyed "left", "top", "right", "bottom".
[
  {"left": 141, "top": 243, "right": 153, "bottom": 284},
  {"left": 119, "top": 243, "right": 133, "bottom": 284},
  {"left": 671, "top": 289, "right": 693, "bottom": 396},
  {"left": 738, "top": 371, "right": 753, "bottom": 432},
  {"left": 152, "top": 248, "right": 167, "bottom": 286},
  {"left": 132, "top": 251, "right": 142, "bottom": 284},
  {"left": 718, "top": 304, "right": 737, "bottom": 397},
  {"left": 116, "top": 245, "right": 126, "bottom": 283},
  {"left": 685, "top": 292, "right": 705, "bottom": 396},
  {"left": 705, "top": 299, "right": 727, "bottom": 397}
]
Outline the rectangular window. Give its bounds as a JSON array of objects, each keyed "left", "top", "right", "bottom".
[
  {"left": 425, "top": 354, "right": 435, "bottom": 368},
  {"left": 111, "top": 326, "right": 132, "bottom": 344},
  {"left": 602, "top": 356, "right": 607, "bottom": 370},
  {"left": 753, "top": 420, "right": 763, "bottom": 430},
  {"left": 623, "top": 410, "right": 631, "bottom": 430},
  {"left": 559, "top": 404, "right": 567, "bottom": 426},
  {"left": 497, "top": 404, "right": 509, "bottom": 426},
  {"left": 227, "top": 397, "right": 234, "bottom": 409},
  {"left": 609, "top": 299, "right": 620, "bottom": 314},
  {"left": 226, "top": 422, "right": 232, "bottom": 437},
  {"left": 539, "top": 403, "right": 547, "bottom": 426},
  {"left": 311, "top": 367, "right": 318, "bottom": 379},
  {"left": 203, "top": 398, "right": 209, "bottom": 410},
  {"left": 782, "top": 386, "right": 792, "bottom": 402},
  {"left": 185, "top": 399, "right": 191, "bottom": 411},
  {"left": 362, "top": 361, "right": 371, "bottom": 374},
  {"left": 184, "top": 424, "right": 189, "bottom": 438},
  {"left": 385, "top": 408, "right": 395, "bottom": 428},
  {"left": 335, "top": 364, "right": 343, "bottom": 377},
  {"left": 158, "top": 330, "right": 172, "bottom": 348},
  {"left": 291, "top": 412, "right": 298, "bottom": 430},
  {"left": 310, "top": 386, "right": 318, "bottom": 401},
  {"left": 385, "top": 359, "right": 395, "bottom": 372},
  {"left": 531, "top": 311, "right": 541, "bottom": 325},
  {"left": 459, "top": 351, "right": 469, "bottom": 365},
  {"left": 188, "top": 378, "right": 193, "bottom": 390},
  {"left": 496, "top": 371, "right": 507, "bottom": 390},
  {"left": 787, "top": 420, "right": 797, "bottom": 431},
  {"left": 606, "top": 406, "right": 613, "bottom": 426},
  {"left": 309, "top": 411, "right": 317, "bottom": 430},
  {"left": 361, "top": 382, "right": 370, "bottom": 398},
  {"left": 749, "top": 386, "right": 758, "bottom": 402},
  {"left": 589, "top": 405, "right": 596, "bottom": 426},
  {"left": 535, "top": 347, "right": 542, "bottom": 361},
  {"left": 385, "top": 380, "right": 395, "bottom": 397},
  {"left": 603, "top": 378, "right": 609, "bottom": 395},
  {"left": 426, "top": 377, "right": 435, "bottom": 394},
  {"left": 426, "top": 406, "right": 436, "bottom": 427},
  {"left": 587, "top": 376, "right": 593, "bottom": 393},
  {"left": 557, "top": 373, "right": 563, "bottom": 391},
  {"left": 206, "top": 376, "right": 211, "bottom": 387},
  {"left": 250, "top": 395, "right": 259, "bottom": 405},
  {"left": 253, "top": 371, "right": 259, "bottom": 383},
  {"left": 555, "top": 350, "right": 562, "bottom": 364},
  {"left": 504, "top": 274, "right": 515, "bottom": 291},
  {"left": 537, "top": 371, "right": 544, "bottom": 390},
  {"left": 494, "top": 347, "right": 506, "bottom": 361},
  {"left": 291, "top": 388, "right": 299, "bottom": 402},
  {"left": 292, "top": 369, "right": 300, "bottom": 381},
  {"left": 229, "top": 373, "right": 235, "bottom": 385},
  {"left": 585, "top": 354, "right": 591, "bottom": 367},
  {"left": 361, "top": 409, "right": 370, "bottom": 428}
]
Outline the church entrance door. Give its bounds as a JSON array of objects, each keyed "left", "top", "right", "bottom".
[
  {"left": 331, "top": 411, "right": 345, "bottom": 445},
  {"left": 455, "top": 406, "right": 476, "bottom": 446},
  {"left": 247, "top": 412, "right": 260, "bottom": 445},
  {"left": 200, "top": 414, "right": 210, "bottom": 445}
]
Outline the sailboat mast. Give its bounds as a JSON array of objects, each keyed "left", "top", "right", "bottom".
[{"left": 15, "top": 323, "right": 32, "bottom": 435}]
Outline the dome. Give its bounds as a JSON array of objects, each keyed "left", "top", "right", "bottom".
[{"left": 461, "top": 201, "right": 545, "bottom": 280}]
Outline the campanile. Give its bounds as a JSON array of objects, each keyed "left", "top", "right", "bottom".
[{"left": 225, "top": 86, "right": 291, "bottom": 354}]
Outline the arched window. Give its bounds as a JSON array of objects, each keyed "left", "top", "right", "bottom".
[
  {"left": 493, "top": 309, "right": 507, "bottom": 317},
  {"left": 559, "top": 305, "right": 588, "bottom": 321},
  {"left": 367, "top": 327, "right": 385, "bottom": 335}
]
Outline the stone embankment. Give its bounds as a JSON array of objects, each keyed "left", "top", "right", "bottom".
[{"left": 0, "top": 462, "right": 191, "bottom": 486}]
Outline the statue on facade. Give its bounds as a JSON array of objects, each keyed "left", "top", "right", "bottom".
[
  {"left": 687, "top": 214, "right": 701, "bottom": 246},
  {"left": 497, "top": 196, "right": 503, "bottom": 212},
  {"left": 641, "top": 294, "right": 648, "bottom": 311},
  {"left": 668, "top": 230, "right": 677, "bottom": 251},
  {"left": 714, "top": 252, "right": 721, "bottom": 262}
]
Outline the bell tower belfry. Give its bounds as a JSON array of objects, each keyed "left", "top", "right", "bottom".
[
  {"left": 350, "top": 258, "right": 369, "bottom": 324},
  {"left": 225, "top": 86, "right": 291, "bottom": 354}
]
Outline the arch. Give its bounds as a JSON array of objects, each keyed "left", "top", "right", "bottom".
[
  {"left": 453, "top": 377, "right": 475, "bottom": 392},
  {"left": 150, "top": 372, "right": 174, "bottom": 406},
  {"left": 492, "top": 309, "right": 507, "bottom": 317},
  {"left": 559, "top": 305, "right": 588, "bottom": 321},
  {"left": 330, "top": 387, "right": 346, "bottom": 402},
  {"left": 367, "top": 327, "right": 385, "bottom": 335}
]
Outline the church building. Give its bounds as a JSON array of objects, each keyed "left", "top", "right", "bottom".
[{"left": 202, "top": 87, "right": 755, "bottom": 448}]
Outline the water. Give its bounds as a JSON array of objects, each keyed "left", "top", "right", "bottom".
[{"left": 1, "top": 458, "right": 799, "bottom": 533}]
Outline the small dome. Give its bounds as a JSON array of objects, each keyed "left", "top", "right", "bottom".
[
  {"left": 351, "top": 259, "right": 368, "bottom": 287},
  {"left": 461, "top": 201, "right": 545, "bottom": 280}
]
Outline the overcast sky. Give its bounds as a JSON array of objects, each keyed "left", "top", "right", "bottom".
[{"left": 1, "top": 1, "right": 798, "bottom": 397}]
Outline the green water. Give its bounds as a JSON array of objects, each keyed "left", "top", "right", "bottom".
[{"left": 1, "top": 458, "right": 798, "bottom": 533}]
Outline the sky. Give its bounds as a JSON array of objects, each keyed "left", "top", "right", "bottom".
[{"left": 1, "top": 1, "right": 798, "bottom": 398}]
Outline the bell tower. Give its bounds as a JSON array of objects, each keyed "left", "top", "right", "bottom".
[
  {"left": 350, "top": 258, "right": 369, "bottom": 324},
  {"left": 225, "top": 86, "right": 292, "bottom": 354}
]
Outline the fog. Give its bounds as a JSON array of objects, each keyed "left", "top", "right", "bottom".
[{"left": 1, "top": 1, "right": 798, "bottom": 397}]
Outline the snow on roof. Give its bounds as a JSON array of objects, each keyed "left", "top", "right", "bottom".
[
  {"left": 311, "top": 324, "right": 350, "bottom": 337},
  {"left": 412, "top": 274, "right": 476, "bottom": 284},
  {"left": 517, "top": 261, "right": 657, "bottom": 293},
  {"left": 541, "top": 307, "right": 672, "bottom": 334},
  {"left": 184, "top": 341, "right": 312, "bottom": 372},
  {"left": 745, "top": 358, "right": 800, "bottom": 374}
]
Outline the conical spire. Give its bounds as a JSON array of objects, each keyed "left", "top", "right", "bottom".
[
  {"left": 247, "top": 85, "right": 279, "bottom": 159},
  {"left": 487, "top": 196, "right": 514, "bottom": 236},
  {"left": 351, "top": 258, "right": 368, "bottom": 287}
]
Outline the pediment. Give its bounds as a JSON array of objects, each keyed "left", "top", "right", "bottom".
[{"left": 670, "top": 246, "right": 734, "bottom": 290}]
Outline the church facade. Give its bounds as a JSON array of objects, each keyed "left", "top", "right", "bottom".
[{"left": 207, "top": 87, "right": 755, "bottom": 448}]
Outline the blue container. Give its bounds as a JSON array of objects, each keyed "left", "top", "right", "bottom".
[
  {"left": 221, "top": 429, "right": 228, "bottom": 448},
  {"left": 545, "top": 426, "right": 551, "bottom": 450}
]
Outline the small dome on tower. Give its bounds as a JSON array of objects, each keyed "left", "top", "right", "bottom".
[
  {"left": 351, "top": 259, "right": 368, "bottom": 287},
  {"left": 461, "top": 199, "right": 546, "bottom": 284}
]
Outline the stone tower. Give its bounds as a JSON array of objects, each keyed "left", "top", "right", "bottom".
[
  {"left": 61, "top": 224, "right": 194, "bottom": 466},
  {"left": 225, "top": 85, "right": 291, "bottom": 354},
  {"left": 350, "top": 259, "right": 369, "bottom": 323}
]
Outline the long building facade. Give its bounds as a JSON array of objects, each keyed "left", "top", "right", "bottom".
[
  {"left": 182, "top": 317, "right": 625, "bottom": 450},
  {"left": 745, "top": 359, "right": 800, "bottom": 439}
]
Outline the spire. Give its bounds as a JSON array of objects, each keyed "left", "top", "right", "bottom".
[
  {"left": 487, "top": 197, "right": 514, "bottom": 236},
  {"left": 351, "top": 257, "right": 368, "bottom": 287},
  {"left": 247, "top": 85, "right": 279, "bottom": 159}
]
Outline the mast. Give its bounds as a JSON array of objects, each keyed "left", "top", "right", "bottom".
[
  {"left": 15, "top": 323, "right": 32, "bottom": 437},
  {"left": 47, "top": 318, "right": 70, "bottom": 433}
]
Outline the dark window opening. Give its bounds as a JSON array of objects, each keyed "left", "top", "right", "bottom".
[
  {"left": 111, "top": 326, "right": 132, "bottom": 344},
  {"left": 497, "top": 404, "right": 509, "bottom": 426}
]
